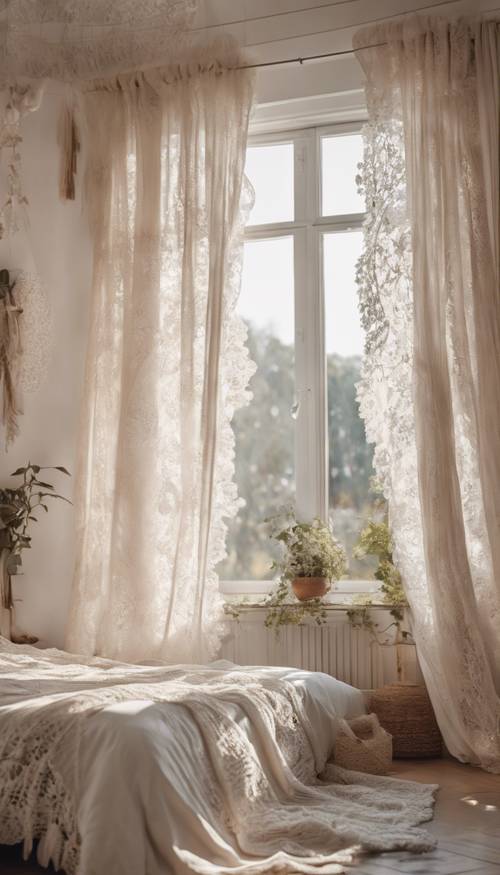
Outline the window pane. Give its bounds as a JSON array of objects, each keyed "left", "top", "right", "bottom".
[
  {"left": 324, "top": 231, "right": 377, "bottom": 579},
  {"left": 245, "top": 143, "right": 294, "bottom": 225},
  {"left": 218, "top": 236, "right": 295, "bottom": 580},
  {"left": 321, "top": 133, "right": 364, "bottom": 216}
]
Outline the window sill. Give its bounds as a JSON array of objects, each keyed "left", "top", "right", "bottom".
[
  {"left": 220, "top": 579, "right": 383, "bottom": 603},
  {"left": 223, "top": 600, "right": 395, "bottom": 612}
]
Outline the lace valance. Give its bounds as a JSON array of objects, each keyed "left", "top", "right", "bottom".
[{"left": 0, "top": 0, "right": 198, "bottom": 83}]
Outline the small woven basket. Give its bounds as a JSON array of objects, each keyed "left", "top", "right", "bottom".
[
  {"left": 335, "top": 713, "right": 392, "bottom": 775},
  {"left": 369, "top": 684, "right": 442, "bottom": 759}
]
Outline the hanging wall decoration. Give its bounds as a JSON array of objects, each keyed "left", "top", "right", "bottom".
[
  {"left": 58, "top": 97, "right": 81, "bottom": 200},
  {"left": 0, "top": 269, "right": 23, "bottom": 446},
  {"left": 15, "top": 270, "right": 52, "bottom": 397},
  {"left": 0, "top": 83, "right": 44, "bottom": 237},
  {"left": 0, "top": 269, "right": 52, "bottom": 449}
]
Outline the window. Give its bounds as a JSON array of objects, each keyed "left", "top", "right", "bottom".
[
  {"left": 223, "top": 235, "right": 296, "bottom": 579},
  {"left": 245, "top": 143, "right": 294, "bottom": 225},
  {"left": 218, "top": 125, "right": 377, "bottom": 584}
]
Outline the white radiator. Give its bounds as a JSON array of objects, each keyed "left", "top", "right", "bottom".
[{"left": 220, "top": 607, "right": 420, "bottom": 690}]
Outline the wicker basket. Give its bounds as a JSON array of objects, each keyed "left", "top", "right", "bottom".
[
  {"left": 369, "top": 684, "right": 442, "bottom": 759},
  {"left": 335, "top": 713, "right": 393, "bottom": 775}
]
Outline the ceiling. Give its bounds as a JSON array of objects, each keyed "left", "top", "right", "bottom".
[{"left": 191, "top": 0, "right": 500, "bottom": 103}]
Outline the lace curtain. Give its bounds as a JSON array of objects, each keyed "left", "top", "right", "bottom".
[
  {"left": 354, "top": 17, "right": 500, "bottom": 773},
  {"left": 65, "top": 47, "right": 255, "bottom": 663}
]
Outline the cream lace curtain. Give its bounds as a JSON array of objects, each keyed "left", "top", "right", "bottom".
[
  {"left": 354, "top": 17, "right": 500, "bottom": 772},
  {"left": 65, "top": 50, "right": 255, "bottom": 663}
]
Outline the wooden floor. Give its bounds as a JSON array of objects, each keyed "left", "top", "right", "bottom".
[
  {"left": 1, "top": 759, "right": 499, "bottom": 874},
  {"left": 350, "top": 759, "right": 500, "bottom": 874}
]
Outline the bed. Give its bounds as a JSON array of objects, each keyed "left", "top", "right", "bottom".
[{"left": 0, "top": 635, "right": 437, "bottom": 875}]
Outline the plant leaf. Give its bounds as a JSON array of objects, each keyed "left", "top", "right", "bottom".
[
  {"left": 41, "top": 493, "right": 72, "bottom": 504},
  {"left": 41, "top": 466, "right": 71, "bottom": 476}
]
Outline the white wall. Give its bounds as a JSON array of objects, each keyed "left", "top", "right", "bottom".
[{"left": 0, "top": 81, "right": 92, "bottom": 646}]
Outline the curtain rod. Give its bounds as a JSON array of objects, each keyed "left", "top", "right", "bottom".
[
  {"left": 85, "top": 40, "right": 389, "bottom": 87},
  {"left": 234, "top": 41, "right": 387, "bottom": 71}
]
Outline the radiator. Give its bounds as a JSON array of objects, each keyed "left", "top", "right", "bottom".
[{"left": 220, "top": 608, "right": 420, "bottom": 690}]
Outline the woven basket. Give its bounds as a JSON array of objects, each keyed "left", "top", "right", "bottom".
[
  {"left": 369, "top": 684, "right": 442, "bottom": 759},
  {"left": 335, "top": 713, "right": 392, "bottom": 775}
]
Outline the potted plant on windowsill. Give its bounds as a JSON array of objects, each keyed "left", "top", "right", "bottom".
[
  {"left": 271, "top": 513, "right": 347, "bottom": 601},
  {"left": 254, "top": 509, "right": 346, "bottom": 632},
  {"left": 223, "top": 509, "right": 347, "bottom": 633}
]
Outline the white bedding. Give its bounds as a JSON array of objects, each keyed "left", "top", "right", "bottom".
[{"left": 0, "top": 637, "right": 437, "bottom": 875}]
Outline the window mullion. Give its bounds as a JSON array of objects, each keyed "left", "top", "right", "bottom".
[
  {"left": 294, "top": 228, "right": 310, "bottom": 522},
  {"left": 315, "top": 226, "right": 328, "bottom": 522},
  {"left": 294, "top": 128, "right": 327, "bottom": 524}
]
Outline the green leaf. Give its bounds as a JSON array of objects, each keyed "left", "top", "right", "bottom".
[
  {"left": 33, "top": 481, "right": 54, "bottom": 490},
  {"left": 41, "top": 493, "right": 72, "bottom": 504},
  {"left": 41, "top": 466, "right": 71, "bottom": 476},
  {"left": 10, "top": 467, "right": 26, "bottom": 476}
]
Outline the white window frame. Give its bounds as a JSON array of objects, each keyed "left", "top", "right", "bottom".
[{"left": 221, "top": 121, "right": 374, "bottom": 597}]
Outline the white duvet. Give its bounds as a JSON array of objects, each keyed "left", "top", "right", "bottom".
[{"left": 0, "top": 637, "right": 437, "bottom": 875}]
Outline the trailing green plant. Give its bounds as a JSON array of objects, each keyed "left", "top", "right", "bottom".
[
  {"left": 348, "top": 519, "right": 414, "bottom": 679},
  {"left": 263, "top": 577, "right": 328, "bottom": 633},
  {"left": 353, "top": 519, "right": 407, "bottom": 620},
  {"left": 0, "top": 462, "right": 71, "bottom": 562},
  {"left": 224, "top": 582, "right": 329, "bottom": 633}
]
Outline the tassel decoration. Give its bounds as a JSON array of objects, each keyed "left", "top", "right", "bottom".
[
  {"left": 0, "top": 269, "right": 23, "bottom": 449},
  {"left": 58, "top": 100, "right": 81, "bottom": 201}
]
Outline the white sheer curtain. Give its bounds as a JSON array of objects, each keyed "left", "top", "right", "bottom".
[
  {"left": 65, "top": 48, "right": 255, "bottom": 663},
  {"left": 354, "top": 17, "right": 500, "bottom": 772}
]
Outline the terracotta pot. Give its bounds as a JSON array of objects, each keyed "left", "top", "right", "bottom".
[{"left": 292, "top": 576, "right": 329, "bottom": 601}]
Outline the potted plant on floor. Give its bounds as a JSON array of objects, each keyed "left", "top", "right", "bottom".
[{"left": 0, "top": 462, "right": 71, "bottom": 642}]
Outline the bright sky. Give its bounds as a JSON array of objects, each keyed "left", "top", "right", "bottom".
[
  {"left": 239, "top": 236, "right": 295, "bottom": 346},
  {"left": 240, "top": 138, "right": 365, "bottom": 357},
  {"left": 323, "top": 230, "right": 364, "bottom": 356}
]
